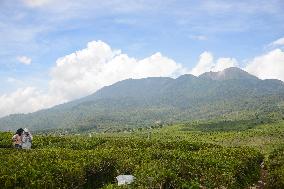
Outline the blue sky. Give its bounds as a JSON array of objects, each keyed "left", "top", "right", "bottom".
[{"left": 1, "top": 0, "right": 284, "bottom": 116}]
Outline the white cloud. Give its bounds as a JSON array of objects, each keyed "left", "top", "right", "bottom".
[
  {"left": 6, "top": 77, "right": 19, "bottom": 83},
  {"left": 245, "top": 48, "right": 284, "bottom": 81},
  {"left": 190, "top": 35, "right": 207, "bottom": 41},
  {"left": 0, "top": 40, "right": 188, "bottom": 117},
  {"left": 214, "top": 57, "right": 238, "bottom": 72},
  {"left": 270, "top": 37, "right": 284, "bottom": 47},
  {"left": 49, "top": 40, "right": 187, "bottom": 100},
  {"left": 0, "top": 87, "right": 59, "bottom": 117},
  {"left": 22, "top": 0, "right": 52, "bottom": 7},
  {"left": 201, "top": 1, "right": 281, "bottom": 14},
  {"left": 113, "top": 18, "right": 137, "bottom": 25},
  {"left": 21, "top": 0, "right": 154, "bottom": 15},
  {"left": 190, "top": 51, "right": 214, "bottom": 76},
  {"left": 17, "top": 56, "right": 32, "bottom": 65},
  {"left": 190, "top": 51, "right": 237, "bottom": 76}
]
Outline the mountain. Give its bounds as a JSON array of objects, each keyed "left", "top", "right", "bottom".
[{"left": 1, "top": 67, "right": 284, "bottom": 132}]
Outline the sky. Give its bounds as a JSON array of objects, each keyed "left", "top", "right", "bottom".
[{"left": 0, "top": 0, "right": 284, "bottom": 117}]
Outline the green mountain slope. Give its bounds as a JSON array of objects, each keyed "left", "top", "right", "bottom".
[{"left": 1, "top": 67, "right": 284, "bottom": 131}]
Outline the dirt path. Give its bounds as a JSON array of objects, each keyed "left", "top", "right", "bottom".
[{"left": 249, "top": 162, "right": 268, "bottom": 189}]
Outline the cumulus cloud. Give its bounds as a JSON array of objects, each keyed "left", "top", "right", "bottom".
[
  {"left": 190, "top": 51, "right": 237, "bottom": 76},
  {"left": 270, "top": 37, "right": 284, "bottom": 47},
  {"left": 0, "top": 87, "right": 60, "bottom": 117},
  {"left": 0, "top": 40, "right": 188, "bottom": 117},
  {"left": 190, "top": 52, "right": 214, "bottom": 76},
  {"left": 17, "top": 56, "right": 32, "bottom": 65},
  {"left": 245, "top": 48, "right": 284, "bottom": 81},
  {"left": 48, "top": 40, "right": 187, "bottom": 100},
  {"left": 22, "top": 0, "right": 52, "bottom": 7},
  {"left": 214, "top": 58, "right": 238, "bottom": 72}
]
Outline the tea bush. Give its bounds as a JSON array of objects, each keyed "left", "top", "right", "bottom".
[
  {"left": 0, "top": 133, "right": 263, "bottom": 189},
  {"left": 267, "top": 145, "right": 284, "bottom": 188}
]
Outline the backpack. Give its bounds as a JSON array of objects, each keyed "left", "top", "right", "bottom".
[
  {"left": 23, "top": 135, "right": 31, "bottom": 143},
  {"left": 22, "top": 134, "right": 32, "bottom": 149}
]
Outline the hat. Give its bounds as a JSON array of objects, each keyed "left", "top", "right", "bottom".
[{"left": 24, "top": 128, "right": 29, "bottom": 132}]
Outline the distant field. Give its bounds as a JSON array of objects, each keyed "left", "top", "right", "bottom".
[{"left": 0, "top": 120, "right": 283, "bottom": 188}]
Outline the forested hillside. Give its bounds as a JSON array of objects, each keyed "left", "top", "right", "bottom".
[{"left": 1, "top": 67, "right": 284, "bottom": 131}]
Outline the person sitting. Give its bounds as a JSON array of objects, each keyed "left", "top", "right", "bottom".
[
  {"left": 21, "top": 128, "right": 33, "bottom": 150},
  {"left": 12, "top": 128, "right": 24, "bottom": 149}
]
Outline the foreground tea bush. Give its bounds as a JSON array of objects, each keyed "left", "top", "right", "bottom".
[
  {"left": 0, "top": 133, "right": 263, "bottom": 189},
  {"left": 267, "top": 146, "right": 284, "bottom": 189},
  {"left": 0, "top": 132, "right": 13, "bottom": 148},
  {"left": 0, "top": 148, "right": 118, "bottom": 189},
  {"left": 133, "top": 147, "right": 262, "bottom": 188}
]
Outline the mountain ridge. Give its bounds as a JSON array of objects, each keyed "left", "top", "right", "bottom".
[{"left": 1, "top": 67, "right": 284, "bottom": 131}]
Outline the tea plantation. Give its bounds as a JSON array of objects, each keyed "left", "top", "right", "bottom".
[{"left": 0, "top": 120, "right": 284, "bottom": 188}]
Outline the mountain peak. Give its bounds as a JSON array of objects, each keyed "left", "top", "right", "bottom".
[
  {"left": 199, "top": 67, "right": 258, "bottom": 81},
  {"left": 176, "top": 74, "right": 197, "bottom": 80}
]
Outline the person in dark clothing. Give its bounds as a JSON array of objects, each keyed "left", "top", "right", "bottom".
[{"left": 12, "top": 128, "right": 24, "bottom": 149}]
